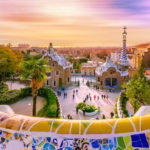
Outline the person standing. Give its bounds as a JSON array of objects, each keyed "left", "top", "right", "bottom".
[
  {"left": 106, "top": 95, "right": 108, "bottom": 100},
  {"left": 104, "top": 95, "right": 106, "bottom": 99}
]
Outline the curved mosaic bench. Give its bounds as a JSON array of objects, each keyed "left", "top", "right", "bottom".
[{"left": 0, "top": 111, "right": 150, "bottom": 149}]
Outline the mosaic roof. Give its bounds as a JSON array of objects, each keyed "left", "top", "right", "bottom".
[
  {"left": 42, "top": 43, "right": 72, "bottom": 69},
  {"left": 95, "top": 59, "right": 129, "bottom": 77}
]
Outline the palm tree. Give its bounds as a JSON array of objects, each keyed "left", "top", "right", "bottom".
[{"left": 20, "top": 58, "right": 51, "bottom": 116}]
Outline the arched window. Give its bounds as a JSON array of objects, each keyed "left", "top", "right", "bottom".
[{"left": 104, "top": 78, "right": 118, "bottom": 88}]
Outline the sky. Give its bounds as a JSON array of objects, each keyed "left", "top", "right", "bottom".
[{"left": 0, "top": 0, "right": 150, "bottom": 47}]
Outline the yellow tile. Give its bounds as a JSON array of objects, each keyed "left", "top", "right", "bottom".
[
  {"left": 141, "top": 115, "right": 150, "bottom": 131},
  {"left": 130, "top": 116, "right": 140, "bottom": 131},
  {"left": 86, "top": 120, "right": 112, "bottom": 134},
  {"left": 71, "top": 121, "right": 79, "bottom": 134},
  {"left": 57, "top": 122, "right": 71, "bottom": 134},
  {"left": 30, "top": 121, "right": 51, "bottom": 132},
  {"left": 51, "top": 121, "right": 63, "bottom": 132},
  {"left": 115, "top": 119, "right": 134, "bottom": 133}
]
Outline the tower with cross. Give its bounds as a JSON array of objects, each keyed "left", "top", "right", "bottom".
[{"left": 119, "top": 26, "right": 129, "bottom": 70}]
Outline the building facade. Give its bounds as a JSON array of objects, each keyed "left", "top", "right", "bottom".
[
  {"left": 132, "top": 48, "right": 148, "bottom": 69},
  {"left": 42, "top": 43, "right": 72, "bottom": 88},
  {"left": 81, "top": 61, "right": 97, "bottom": 76},
  {"left": 96, "top": 27, "right": 129, "bottom": 89}
]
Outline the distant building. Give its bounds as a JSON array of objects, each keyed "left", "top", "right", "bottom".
[
  {"left": 132, "top": 48, "right": 150, "bottom": 69},
  {"left": 30, "top": 47, "right": 47, "bottom": 53},
  {"left": 42, "top": 43, "right": 72, "bottom": 88},
  {"left": 95, "top": 27, "right": 129, "bottom": 89},
  {"left": 81, "top": 61, "right": 97, "bottom": 76},
  {"left": 11, "top": 44, "right": 30, "bottom": 52}
]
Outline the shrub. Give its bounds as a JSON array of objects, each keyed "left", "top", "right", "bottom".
[
  {"left": 0, "top": 82, "right": 8, "bottom": 93},
  {"left": 84, "top": 105, "right": 96, "bottom": 112},
  {"left": 20, "top": 87, "right": 32, "bottom": 97},
  {"left": 77, "top": 102, "right": 96, "bottom": 113},
  {"left": 37, "top": 87, "right": 59, "bottom": 118},
  {"left": 0, "top": 85, "right": 59, "bottom": 118},
  {"left": 0, "top": 90, "right": 21, "bottom": 104},
  {"left": 121, "top": 93, "right": 129, "bottom": 117},
  {"left": 77, "top": 102, "right": 86, "bottom": 110}
]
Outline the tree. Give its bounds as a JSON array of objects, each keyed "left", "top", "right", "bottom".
[
  {"left": 20, "top": 58, "right": 51, "bottom": 116},
  {"left": 123, "top": 61, "right": 150, "bottom": 113},
  {"left": 0, "top": 46, "right": 19, "bottom": 82}
]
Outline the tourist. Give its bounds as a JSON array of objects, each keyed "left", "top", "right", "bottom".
[
  {"left": 73, "top": 94, "right": 75, "bottom": 100},
  {"left": 106, "top": 95, "right": 108, "bottom": 100},
  {"left": 73, "top": 90, "right": 75, "bottom": 95},
  {"left": 64, "top": 92, "right": 65, "bottom": 98},
  {"left": 65, "top": 92, "right": 67, "bottom": 97},
  {"left": 90, "top": 96, "right": 92, "bottom": 101},
  {"left": 87, "top": 95, "right": 89, "bottom": 99},
  {"left": 76, "top": 107, "right": 78, "bottom": 114},
  {"left": 76, "top": 89, "right": 78, "bottom": 94},
  {"left": 97, "top": 96, "right": 99, "bottom": 100},
  {"left": 94, "top": 95, "right": 96, "bottom": 100},
  {"left": 103, "top": 95, "right": 106, "bottom": 99},
  {"left": 67, "top": 114, "right": 70, "bottom": 119},
  {"left": 101, "top": 95, "right": 103, "bottom": 99}
]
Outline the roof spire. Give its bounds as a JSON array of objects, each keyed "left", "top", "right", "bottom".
[
  {"left": 47, "top": 42, "right": 55, "bottom": 54},
  {"left": 120, "top": 26, "right": 129, "bottom": 66}
]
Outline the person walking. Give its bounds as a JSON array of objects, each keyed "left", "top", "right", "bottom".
[
  {"left": 64, "top": 92, "right": 65, "bottom": 98},
  {"left": 94, "top": 95, "right": 96, "bottom": 100},
  {"left": 106, "top": 95, "right": 108, "bottom": 100},
  {"left": 97, "top": 96, "right": 99, "bottom": 100},
  {"left": 73, "top": 90, "right": 75, "bottom": 95},
  {"left": 104, "top": 95, "right": 106, "bottom": 99},
  {"left": 76, "top": 89, "right": 78, "bottom": 94},
  {"left": 73, "top": 94, "right": 75, "bottom": 100}
]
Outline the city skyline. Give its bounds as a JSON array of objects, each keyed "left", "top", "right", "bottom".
[{"left": 0, "top": 0, "right": 150, "bottom": 47}]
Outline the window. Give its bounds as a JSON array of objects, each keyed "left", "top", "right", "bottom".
[
  {"left": 46, "top": 80, "right": 49, "bottom": 86},
  {"left": 112, "top": 78, "right": 117, "bottom": 86},
  {"left": 53, "top": 80, "right": 56, "bottom": 87},
  {"left": 105, "top": 78, "right": 111, "bottom": 86},
  {"left": 104, "top": 78, "right": 118, "bottom": 88},
  {"left": 46, "top": 72, "right": 51, "bottom": 77},
  {"left": 55, "top": 71, "right": 59, "bottom": 76}
]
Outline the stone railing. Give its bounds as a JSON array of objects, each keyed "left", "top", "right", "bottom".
[{"left": 0, "top": 111, "right": 150, "bottom": 149}]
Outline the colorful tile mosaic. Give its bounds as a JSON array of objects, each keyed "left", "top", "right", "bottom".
[
  {"left": 0, "top": 112, "right": 150, "bottom": 149},
  {"left": 0, "top": 131, "right": 150, "bottom": 149}
]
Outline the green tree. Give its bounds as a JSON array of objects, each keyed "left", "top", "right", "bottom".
[
  {"left": 123, "top": 61, "right": 150, "bottom": 113},
  {"left": 0, "top": 46, "right": 19, "bottom": 82},
  {"left": 20, "top": 58, "right": 51, "bottom": 116}
]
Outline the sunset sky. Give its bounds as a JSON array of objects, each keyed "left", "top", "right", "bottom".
[{"left": 0, "top": 0, "right": 150, "bottom": 47}]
